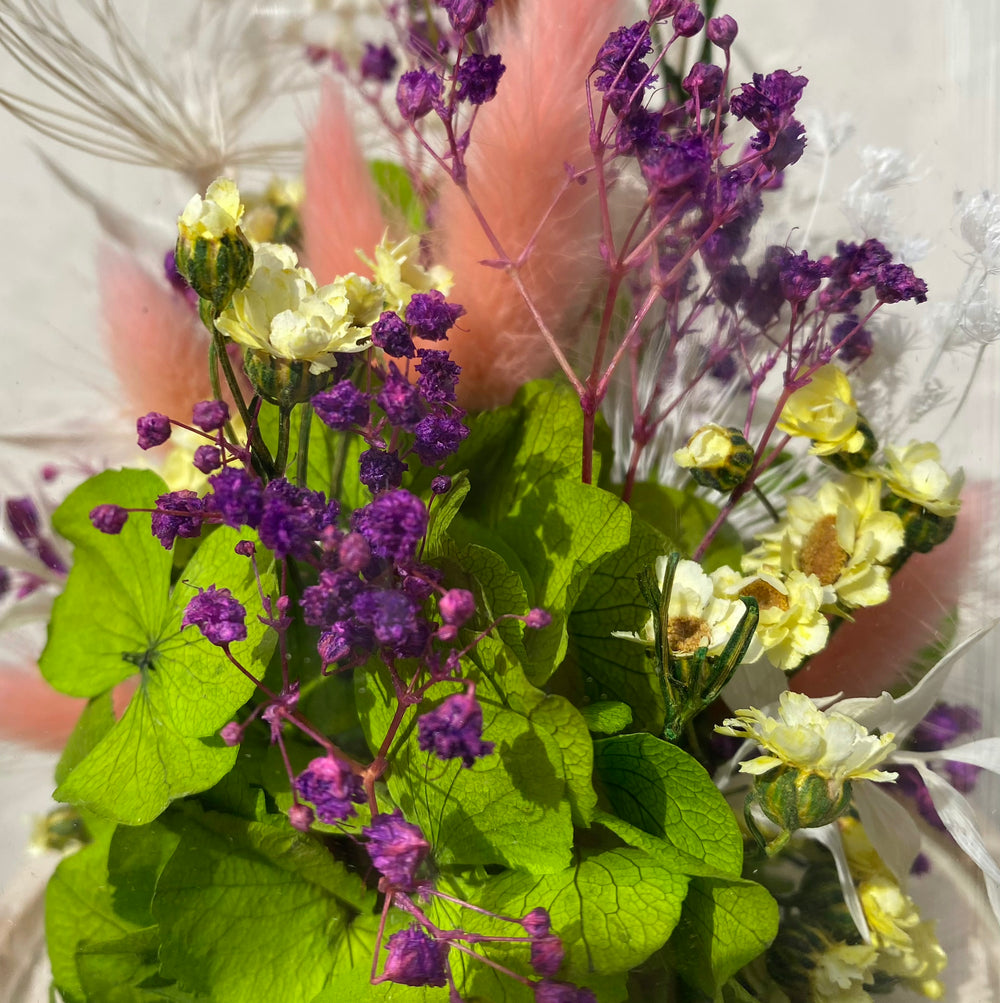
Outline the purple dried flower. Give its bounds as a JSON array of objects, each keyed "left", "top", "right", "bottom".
[
  {"left": 396, "top": 69, "right": 442, "bottom": 121},
  {"left": 301, "top": 569, "right": 363, "bottom": 627},
  {"left": 360, "top": 42, "right": 397, "bottom": 82},
  {"left": 531, "top": 935, "right": 565, "bottom": 978},
  {"left": 730, "top": 70, "right": 808, "bottom": 133},
  {"left": 182, "top": 585, "right": 247, "bottom": 646},
  {"left": 259, "top": 479, "right": 338, "bottom": 560},
  {"left": 364, "top": 810, "right": 430, "bottom": 890},
  {"left": 593, "top": 24, "right": 652, "bottom": 110},
  {"left": 440, "top": 0, "right": 494, "bottom": 34},
  {"left": 415, "top": 349, "right": 461, "bottom": 405},
  {"left": 295, "top": 756, "right": 365, "bottom": 824},
  {"left": 193, "top": 445, "right": 223, "bottom": 474},
  {"left": 417, "top": 690, "right": 494, "bottom": 768},
  {"left": 522, "top": 908, "right": 551, "bottom": 937},
  {"left": 354, "top": 490, "right": 428, "bottom": 563},
  {"left": 912, "top": 703, "right": 981, "bottom": 751},
  {"left": 208, "top": 468, "right": 264, "bottom": 530},
  {"left": 405, "top": 291, "right": 466, "bottom": 342},
  {"left": 682, "top": 62, "right": 724, "bottom": 105},
  {"left": 534, "top": 981, "right": 598, "bottom": 1003},
  {"left": 707, "top": 14, "right": 737, "bottom": 48},
  {"left": 317, "top": 621, "right": 364, "bottom": 666},
  {"left": 137, "top": 412, "right": 171, "bottom": 450},
  {"left": 192, "top": 400, "right": 229, "bottom": 432},
  {"left": 875, "top": 262, "right": 928, "bottom": 304},
  {"left": 640, "top": 134, "right": 711, "bottom": 197},
  {"left": 220, "top": 722, "right": 243, "bottom": 746},
  {"left": 438, "top": 589, "right": 475, "bottom": 628},
  {"left": 778, "top": 249, "right": 830, "bottom": 302},
  {"left": 648, "top": 0, "right": 681, "bottom": 20},
  {"left": 313, "top": 380, "right": 371, "bottom": 430},
  {"left": 359, "top": 448, "right": 408, "bottom": 494},
  {"left": 90, "top": 504, "right": 129, "bottom": 534},
  {"left": 234, "top": 540, "right": 255, "bottom": 557},
  {"left": 372, "top": 311, "right": 415, "bottom": 358},
  {"left": 761, "top": 118, "right": 807, "bottom": 171},
  {"left": 338, "top": 532, "right": 371, "bottom": 573},
  {"left": 455, "top": 52, "right": 505, "bottom": 105},
  {"left": 353, "top": 588, "right": 423, "bottom": 650},
  {"left": 382, "top": 928, "right": 448, "bottom": 988},
  {"left": 431, "top": 475, "right": 452, "bottom": 495},
  {"left": 413, "top": 413, "right": 470, "bottom": 465},
  {"left": 288, "top": 803, "right": 315, "bottom": 832},
  {"left": 833, "top": 315, "right": 873, "bottom": 363},
  {"left": 525, "top": 608, "right": 552, "bottom": 629},
  {"left": 672, "top": 3, "right": 704, "bottom": 37},
  {"left": 151, "top": 490, "right": 205, "bottom": 549},
  {"left": 378, "top": 363, "right": 424, "bottom": 430}
]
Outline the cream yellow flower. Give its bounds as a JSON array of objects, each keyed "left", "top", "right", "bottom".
[
  {"left": 716, "top": 690, "right": 898, "bottom": 783},
  {"left": 714, "top": 566, "right": 830, "bottom": 670},
  {"left": 672, "top": 423, "right": 754, "bottom": 492},
  {"left": 216, "top": 243, "right": 377, "bottom": 374},
  {"left": 368, "top": 234, "right": 453, "bottom": 313},
  {"left": 810, "top": 940, "right": 879, "bottom": 1003},
  {"left": 177, "top": 177, "right": 244, "bottom": 241},
  {"left": 613, "top": 557, "right": 749, "bottom": 657},
  {"left": 881, "top": 441, "right": 964, "bottom": 517},
  {"left": 778, "top": 365, "right": 867, "bottom": 456},
  {"left": 743, "top": 477, "right": 904, "bottom": 610}
]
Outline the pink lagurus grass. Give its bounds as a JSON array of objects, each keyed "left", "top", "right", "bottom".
[
  {"left": 432, "top": 0, "right": 629, "bottom": 408},
  {"left": 793, "top": 482, "right": 992, "bottom": 700},
  {"left": 302, "top": 79, "right": 388, "bottom": 284},
  {"left": 99, "top": 247, "right": 219, "bottom": 420}
]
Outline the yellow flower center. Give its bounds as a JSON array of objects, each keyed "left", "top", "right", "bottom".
[
  {"left": 740, "top": 578, "right": 789, "bottom": 611},
  {"left": 667, "top": 615, "right": 712, "bottom": 654},
  {"left": 800, "top": 515, "right": 849, "bottom": 586}
]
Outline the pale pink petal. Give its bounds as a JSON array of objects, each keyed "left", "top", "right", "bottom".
[
  {"left": 302, "top": 80, "right": 386, "bottom": 283},
  {"left": 434, "top": 0, "right": 628, "bottom": 407}
]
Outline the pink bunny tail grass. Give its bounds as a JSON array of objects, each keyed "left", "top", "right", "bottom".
[
  {"left": 100, "top": 247, "right": 217, "bottom": 419},
  {"left": 794, "top": 482, "right": 993, "bottom": 700},
  {"left": 434, "top": 0, "right": 627, "bottom": 408},
  {"left": 302, "top": 80, "right": 387, "bottom": 284},
  {"left": 0, "top": 668, "right": 136, "bottom": 751}
]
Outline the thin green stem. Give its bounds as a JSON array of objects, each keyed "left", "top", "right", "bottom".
[
  {"left": 296, "top": 403, "right": 313, "bottom": 488},
  {"left": 275, "top": 404, "right": 292, "bottom": 477}
]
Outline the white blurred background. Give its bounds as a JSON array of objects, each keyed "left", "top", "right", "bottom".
[{"left": 1, "top": 1, "right": 998, "bottom": 999}]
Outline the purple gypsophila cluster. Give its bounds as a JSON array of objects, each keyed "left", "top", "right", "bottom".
[
  {"left": 181, "top": 586, "right": 247, "bottom": 646},
  {"left": 417, "top": 689, "right": 494, "bottom": 767},
  {"left": 294, "top": 755, "right": 366, "bottom": 824},
  {"left": 364, "top": 810, "right": 431, "bottom": 891}
]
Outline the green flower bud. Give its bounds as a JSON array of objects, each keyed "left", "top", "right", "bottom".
[
  {"left": 754, "top": 765, "right": 854, "bottom": 837},
  {"left": 882, "top": 491, "right": 956, "bottom": 553},
  {"left": 822, "top": 413, "right": 877, "bottom": 473},
  {"left": 672, "top": 423, "right": 755, "bottom": 492},
  {"left": 243, "top": 348, "right": 337, "bottom": 408},
  {"left": 176, "top": 178, "right": 254, "bottom": 313}
]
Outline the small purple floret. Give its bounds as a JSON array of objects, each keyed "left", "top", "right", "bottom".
[
  {"left": 295, "top": 756, "right": 365, "bottom": 824},
  {"left": 90, "top": 504, "right": 129, "bottom": 534},
  {"left": 151, "top": 490, "right": 205, "bottom": 549},
  {"left": 359, "top": 448, "right": 408, "bottom": 494},
  {"left": 137, "top": 412, "right": 171, "bottom": 450},
  {"left": 531, "top": 935, "right": 565, "bottom": 978},
  {"left": 413, "top": 413, "right": 469, "bottom": 465},
  {"left": 313, "top": 380, "right": 371, "bottom": 431},
  {"left": 525, "top": 608, "right": 552, "bottom": 629},
  {"left": 406, "top": 290, "right": 466, "bottom": 342},
  {"left": 672, "top": 3, "right": 704, "bottom": 37},
  {"left": 372, "top": 311, "right": 415, "bottom": 358},
  {"left": 193, "top": 445, "right": 222, "bottom": 474},
  {"left": 208, "top": 468, "right": 264, "bottom": 530},
  {"left": 382, "top": 927, "right": 448, "bottom": 988},
  {"left": 535, "top": 981, "right": 599, "bottom": 1003},
  {"left": 353, "top": 490, "right": 428, "bottom": 564},
  {"left": 360, "top": 42, "right": 397, "bottom": 83},
  {"left": 396, "top": 68, "right": 442, "bottom": 121},
  {"left": 182, "top": 585, "right": 248, "bottom": 646},
  {"left": 416, "top": 349, "right": 461, "bottom": 405},
  {"left": 431, "top": 475, "right": 452, "bottom": 495},
  {"left": 363, "top": 810, "right": 430, "bottom": 890},
  {"left": 288, "top": 803, "right": 315, "bottom": 832},
  {"left": 707, "top": 14, "right": 737, "bottom": 48},
  {"left": 192, "top": 400, "right": 229, "bottom": 432},
  {"left": 220, "top": 722, "right": 243, "bottom": 746},
  {"left": 455, "top": 52, "right": 505, "bottom": 105},
  {"left": 440, "top": 0, "right": 494, "bottom": 34},
  {"left": 417, "top": 691, "right": 494, "bottom": 768}
]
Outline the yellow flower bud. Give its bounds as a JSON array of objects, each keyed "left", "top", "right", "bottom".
[{"left": 672, "top": 423, "right": 754, "bottom": 492}]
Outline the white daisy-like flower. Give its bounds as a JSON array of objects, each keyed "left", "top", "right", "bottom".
[
  {"left": 216, "top": 242, "right": 377, "bottom": 373},
  {"left": 716, "top": 690, "right": 898, "bottom": 784},
  {"left": 810, "top": 939, "right": 879, "bottom": 1003},
  {"left": 880, "top": 441, "right": 964, "bottom": 517},
  {"left": 743, "top": 476, "right": 904, "bottom": 610},
  {"left": 612, "top": 557, "right": 749, "bottom": 657},
  {"left": 714, "top": 566, "right": 831, "bottom": 670}
]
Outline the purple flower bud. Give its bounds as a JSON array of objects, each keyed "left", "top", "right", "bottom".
[
  {"left": 525, "top": 608, "right": 552, "bottom": 629},
  {"left": 295, "top": 756, "right": 365, "bottom": 824},
  {"left": 534, "top": 981, "right": 598, "bottom": 1003},
  {"left": 438, "top": 589, "right": 475, "bottom": 627},
  {"left": 313, "top": 380, "right": 371, "bottom": 431},
  {"left": 234, "top": 540, "right": 256, "bottom": 557},
  {"left": 382, "top": 927, "right": 448, "bottom": 988},
  {"left": 522, "top": 908, "right": 552, "bottom": 937},
  {"left": 359, "top": 448, "right": 408, "bottom": 494},
  {"left": 137, "top": 412, "right": 171, "bottom": 450},
  {"left": 288, "top": 803, "right": 315, "bottom": 832},
  {"left": 192, "top": 400, "right": 229, "bottom": 432},
  {"left": 417, "top": 690, "right": 494, "bottom": 768},
  {"left": 193, "top": 445, "right": 223, "bottom": 474},
  {"left": 396, "top": 68, "right": 442, "bottom": 121},
  {"left": 318, "top": 623, "right": 355, "bottom": 666},
  {"left": 440, "top": 0, "right": 494, "bottom": 34},
  {"left": 89, "top": 504, "right": 129, "bottom": 534},
  {"left": 707, "top": 14, "right": 737, "bottom": 48},
  {"left": 364, "top": 810, "right": 430, "bottom": 890},
  {"left": 182, "top": 585, "right": 248, "bottom": 646},
  {"left": 378, "top": 363, "right": 424, "bottom": 430},
  {"left": 455, "top": 52, "right": 505, "bottom": 106},
  {"left": 778, "top": 249, "right": 830, "bottom": 302},
  {"left": 152, "top": 490, "right": 205, "bottom": 549},
  {"left": 672, "top": 3, "right": 704, "bottom": 37},
  {"left": 682, "top": 62, "right": 724, "bottom": 105},
  {"left": 338, "top": 532, "right": 371, "bottom": 573},
  {"left": 431, "top": 475, "right": 452, "bottom": 495},
  {"left": 220, "top": 722, "right": 243, "bottom": 746},
  {"left": 406, "top": 290, "right": 466, "bottom": 342},
  {"left": 648, "top": 0, "right": 681, "bottom": 20},
  {"left": 372, "top": 310, "right": 415, "bottom": 358},
  {"left": 413, "top": 413, "right": 470, "bottom": 465},
  {"left": 910, "top": 852, "right": 931, "bottom": 876},
  {"left": 531, "top": 935, "right": 565, "bottom": 978},
  {"left": 360, "top": 42, "right": 397, "bottom": 83},
  {"left": 415, "top": 349, "right": 461, "bottom": 405},
  {"left": 207, "top": 468, "right": 264, "bottom": 530}
]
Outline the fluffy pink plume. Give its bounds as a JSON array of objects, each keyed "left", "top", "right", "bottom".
[
  {"left": 794, "top": 483, "right": 991, "bottom": 700},
  {"left": 302, "top": 80, "right": 386, "bottom": 283},
  {"left": 100, "top": 248, "right": 216, "bottom": 419},
  {"left": 434, "top": 0, "right": 626, "bottom": 407}
]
